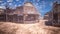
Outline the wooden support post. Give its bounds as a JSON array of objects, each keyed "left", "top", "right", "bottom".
[
  {"left": 12, "top": 15, "right": 14, "bottom": 23},
  {"left": 24, "top": 15, "right": 26, "bottom": 24},
  {"left": 6, "top": 13, "right": 7, "bottom": 22},
  {"left": 38, "top": 16, "right": 39, "bottom": 22},
  {"left": 24, "top": 14, "right": 27, "bottom": 24},
  {"left": 18, "top": 16, "right": 20, "bottom": 23}
]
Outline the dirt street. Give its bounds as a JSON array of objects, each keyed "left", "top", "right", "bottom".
[{"left": 0, "top": 20, "right": 60, "bottom": 34}]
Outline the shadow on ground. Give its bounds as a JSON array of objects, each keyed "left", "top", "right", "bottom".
[{"left": 45, "top": 21, "right": 60, "bottom": 27}]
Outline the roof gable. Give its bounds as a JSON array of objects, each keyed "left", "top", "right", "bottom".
[{"left": 24, "top": 2, "right": 33, "bottom": 7}]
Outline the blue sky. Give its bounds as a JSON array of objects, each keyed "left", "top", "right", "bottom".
[{"left": 0, "top": 0, "right": 60, "bottom": 16}]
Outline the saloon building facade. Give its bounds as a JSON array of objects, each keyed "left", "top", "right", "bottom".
[{"left": 0, "top": 2, "right": 40, "bottom": 23}]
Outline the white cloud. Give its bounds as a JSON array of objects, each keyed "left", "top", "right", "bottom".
[
  {"left": 7, "top": 0, "right": 13, "bottom": 2},
  {"left": 0, "top": 6, "right": 5, "bottom": 9},
  {"left": 0, "top": 0, "right": 2, "bottom": 2},
  {"left": 41, "top": 1, "right": 46, "bottom": 4},
  {"left": 18, "top": 4, "right": 21, "bottom": 6},
  {"left": 1, "top": 2, "right": 6, "bottom": 6},
  {"left": 1, "top": 4, "right": 4, "bottom": 6},
  {"left": 41, "top": 1, "right": 46, "bottom": 8},
  {"left": 33, "top": 0, "right": 40, "bottom": 2},
  {"left": 0, "top": 6, "right": 3, "bottom": 8},
  {"left": 33, "top": 0, "right": 46, "bottom": 13},
  {"left": 36, "top": 0, "right": 40, "bottom": 2},
  {"left": 14, "top": 4, "right": 17, "bottom": 7},
  {"left": 9, "top": 3, "right": 12, "bottom": 5}
]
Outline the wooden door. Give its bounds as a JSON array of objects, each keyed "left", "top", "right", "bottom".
[{"left": 53, "top": 13, "right": 58, "bottom": 23}]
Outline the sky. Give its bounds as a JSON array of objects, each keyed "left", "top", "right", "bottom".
[{"left": 0, "top": 0, "right": 60, "bottom": 16}]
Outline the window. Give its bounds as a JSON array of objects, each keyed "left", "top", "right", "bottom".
[{"left": 25, "top": 15, "right": 35, "bottom": 21}]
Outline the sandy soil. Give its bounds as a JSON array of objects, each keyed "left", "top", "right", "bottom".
[{"left": 0, "top": 20, "right": 60, "bottom": 34}]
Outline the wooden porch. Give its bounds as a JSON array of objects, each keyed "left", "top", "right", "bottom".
[{"left": 5, "top": 14, "right": 39, "bottom": 23}]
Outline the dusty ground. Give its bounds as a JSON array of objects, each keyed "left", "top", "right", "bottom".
[{"left": 0, "top": 20, "right": 60, "bottom": 34}]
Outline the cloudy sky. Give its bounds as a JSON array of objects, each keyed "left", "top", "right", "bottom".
[{"left": 0, "top": 0, "right": 60, "bottom": 16}]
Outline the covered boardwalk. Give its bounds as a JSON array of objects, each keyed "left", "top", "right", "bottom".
[{"left": 0, "top": 2, "right": 40, "bottom": 23}]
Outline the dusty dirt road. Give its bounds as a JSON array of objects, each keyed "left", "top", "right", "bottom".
[{"left": 0, "top": 20, "right": 60, "bottom": 34}]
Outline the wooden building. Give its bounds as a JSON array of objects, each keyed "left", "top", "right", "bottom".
[
  {"left": 52, "top": 2, "right": 60, "bottom": 23},
  {"left": 0, "top": 8, "right": 6, "bottom": 21},
  {"left": 44, "top": 2, "right": 60, "bottom": 26},
  {"left": 5, "top": 2, "right": 40, "bottom": 23},
  {"left": 44, "top": 11, "right": 53, "bottom": 20}
]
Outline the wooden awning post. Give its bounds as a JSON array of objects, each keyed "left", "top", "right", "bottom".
[
  {"left": 24, "top": 14, "right": 28, "bottom": 23},
  {"left": 23, "top": 14, "right": 25, "bottom": 23}
]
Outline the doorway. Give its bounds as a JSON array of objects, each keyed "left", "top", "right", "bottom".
[{"left": 53, "top": 13, "right": 58, "bottom": 23}]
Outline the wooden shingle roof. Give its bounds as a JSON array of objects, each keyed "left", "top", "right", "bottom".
[{"left": 7, "top": 2, "right": 39, "bottom": 15}]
